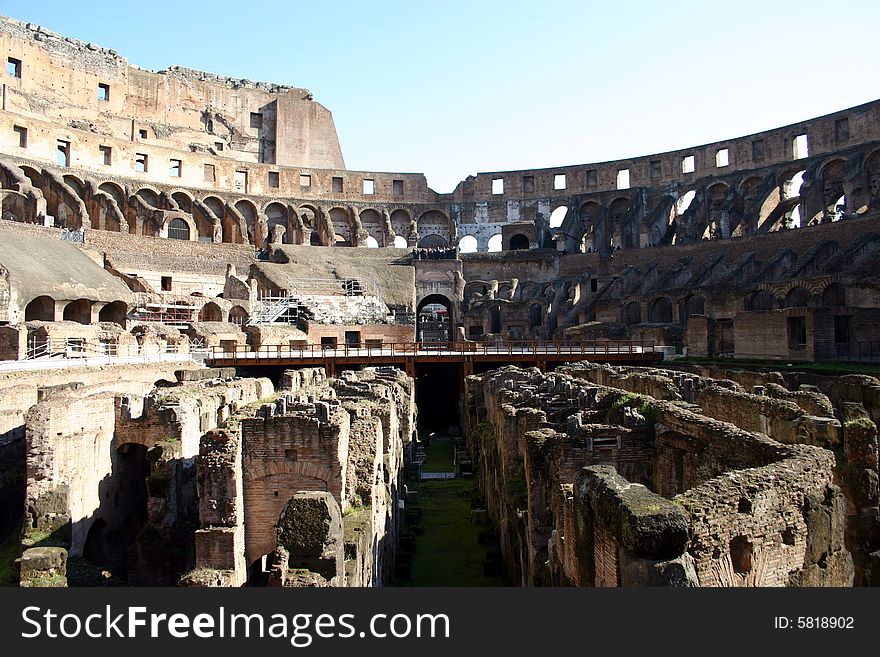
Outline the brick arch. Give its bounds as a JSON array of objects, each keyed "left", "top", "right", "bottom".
[{"left": 244, "top": 460, "right": 337, "bottom": 485}]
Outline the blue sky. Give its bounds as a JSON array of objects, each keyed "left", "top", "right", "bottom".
[{"left": 4, "top": 0, "right": 879, "bottom": 192}]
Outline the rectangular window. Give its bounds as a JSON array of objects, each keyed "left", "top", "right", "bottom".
[
  {"left": 392, "top": 179, "right": 404, "bottom": 196},
  {"left": 161, "top": 276, "right": 172, "bottom": 292},
  {"left": 491, "top": 178, "right": 504, "bottom": 195},
  {"left": 56, "top": 140, "right": 70, "bottom": 167},
  {"left": 787, "top": 316, "right": 807, "bottom": 349},
  {"left": 320, "top": 336, "right": 338, "bottom": 348},
  {"left": 834, "top": 315, "right": 850, "bottom": 344},
  {"left": 135, "top": 153, "right": 148, "bottom": 173},
  {"left": 835, "top": 118, "right": 850, "bottom": 143},
  {"left": 234, "top": 170, "right": 248, "bottom": 193},
  {"left": 793, "top": 133, "right": 809, "bottom": 159},
  {"left": 268, "top": 171, "right": 280, "bottom": 188},
  {"left": 522, "top": 175, "right": 535, "bottom": 193},
  {"left": 616, "top": 169, "right": 630, "bottom": 190},
  {"left": 715, "top": 148, "right": 730, "bottom": 167},
  {"left": 363, "top": 178, "right": 375, "bottom": 195},
  {"left": 681, "top": 155, "right": 695, "bottom": 174},
  {"left": 650, "top": 160, "right": 661, "bottom": 179},
  {"left": 98, "top": 83, "right": 110, "bottom": 102},
  {"left": 13, "top": 125, "right": 27, "bottom": 148},
  {"left": 214, "top": 141, "right": 224, "bottom": 152},
  {"left": 591, "top": 278, "right": 598, "bottom": 292},
  {"left": 138, "top": 128, "right": 148, "bottom": 139},
  {"left": 752, "top": 139, "right": 765, "bottom": 161},
  {"left": 585, "top": 170, "right": 598, "bottom": 187},
  {"left": 332, "top": 176, "right": 344, "bottom": 193},
  {"left": 7, "top": 57, "right": 21, "bottom": 78},
  {"left": 249, "top": 112, "right": 262, "bottom": 129},
  {"left": 203, "top": 163, "right": 216, "bottom": 182},
  {"left": 99, "top": 145, "right": 112, "bottom": 165},
  {"left": 553, "top": 173, "right": 566, "bottom": 190},
  {"left": 169, "top": 159, "right": 182, "bottom": 177},
  {"left": 300, "top": 173, "right": 311, "bottom": 188}
]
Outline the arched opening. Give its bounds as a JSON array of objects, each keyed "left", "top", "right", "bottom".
[
  {"left": 265, "top": 202, "right": 288, "bottom": 244},
  {"left": 458, "top": 235, "right": 478, "bottom": 253},
  {"left": 310, "top": 232, "right": 323, "bottom": 246},
  {"left": 819, "top": 159, "right": 846, "bottom": 222},
  {"left": 199, "top": 302, "right": 223, "bottom": 322},
  {"left": 509, "top": 234, "right": 529, "bottom": 250},
  {"left": 359, "top": 209, "right": 384, "bottom": 246},
  {"left": 487, "top": 234, "right": 503, "bottom": 252},
  {"left": 63, "top": 175, "right": 86, "bottom": 200},
  {"left": 136, "top": 188, "right": 160, "bottom": 208},
  {"left": 783, "top": 287, "right": 810, "bottom": 309},
  {"left": 622, "top": 301, "right": 642, "bottom": 326},
  {"left": 24, "top": 296, "right": 55, "bottom": 322},
  {"left": 393, "top": 235, "right": 409, "bottom": 248},
  {"left": 822, "top": 283, "right": 846, "bottom": 307},
  {"left": 649, "top": 297, "right": 673, "bottom": 323},
  {"left": 20, "top": 166, "right": 45, "bottom": 190},
  {"left": 782, "top": 170, "right": 805, "bottom": 200},
  {"left": 171, "top": 192, "right": 193, "bottom": 214},
  {"left": 365, "top": 236, "right": 379, "bottom": 248},
  {"left": 203, "top": 196, "right": 225, "bottom": 219},
  {"left": 418, "top": 234, "right": 448, "bottom": 248},
  {"left": 609, "top": 197, "right": 632, "bottom": 248},
  {"left": 676, "top": 190, "right": 696, "bottom": 216},
  {"left": 745, "top": 290, "right": 775, "bottom": 311},
  {"left": 63, "top": 299, "right": 92, "bottom": 324},
  {"left": 549, "top": 206, "right": 568, "bottom": 228},
  {"left": 99, "top": 300, "right": 127, "bottom": 325},
  {"left": 529, "top": 303, "right": 542, "bottom": 329},
  {"left": 329, "top": 208, "right": 353, "bottom": 246},
  {"left": 229, "top": 306, "right": 249, "bottom": 326},
  {"left": 417, "top": 294, "right": 453, "bottom": 343},
  {"left": 390, "top": 209, "right": 412, "bottom": 239},
  {"left": 167, "top": 218, "right": 190, "bottom": 240},
  {"left": 98, "top": 182, "right": 126, "bottom": 209},
  {"left": 235, "top": 200, "right": 258, "bottom": 244},
  {"left": 417, "top": 210, "right": 452, "bottom": 246},
  {"left": 679, "top": 295, "right": 706, "bottom": 324},
  {"left": 729, "top": 536, "right": 753, "bottom": 575}
]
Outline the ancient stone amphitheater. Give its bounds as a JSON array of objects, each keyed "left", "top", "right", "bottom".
[{"left": 0, "top": 14, "right": 877, "bottom": 588}]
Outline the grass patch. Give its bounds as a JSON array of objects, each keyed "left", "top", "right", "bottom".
[
  {"left": 420, "top": 438, "right": 456, "bottom": 473},
  {"left": 401, "top": 477, "right": 507, "bottom": 587}
]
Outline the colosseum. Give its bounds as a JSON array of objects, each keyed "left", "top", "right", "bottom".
[{"left": 0, "top": 13, "right": 878, "bottom": 588}]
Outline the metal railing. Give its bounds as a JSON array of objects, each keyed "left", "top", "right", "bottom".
[
  {"left": 25, "top": 338, "right": 189, "bottom": 360},
  {"left": 207, "top": 340, "right": 659, "bottom": 361}
]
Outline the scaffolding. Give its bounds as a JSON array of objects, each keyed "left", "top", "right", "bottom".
[
  {"left": 127, "top": 293, "right": 196, "bottom": 326},
  {"left": 251, "top": 276, "right": 380, "bottom": 325}
]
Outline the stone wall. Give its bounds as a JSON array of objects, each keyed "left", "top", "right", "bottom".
[{"left": 464, "top": 365, "right": 853, "bottom": 587}]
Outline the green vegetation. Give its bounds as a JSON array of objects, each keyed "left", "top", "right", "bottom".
[
  {"left": 609, "top": 392, "right": 656, "bottom": 429},
  {"left": 403, "top": 439, "right": 507, "bottom": 587},
  {"left": 401, "top": 478, "right": 507, "bottom": 587},
  {"left": 420, "top": 438, "right": 456, "bottom": 473},
  {"left": 0, "top": 524, "right": 21, "bottom": 586},
  {"left": 472, "top": 421, "right": 496, "bottom": 446},
  {"left": 674, "top": 357, "right": 880, "bottom": 377},
  {"left": 22, "top": 572, "right": 66, "bottom": 587}
]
